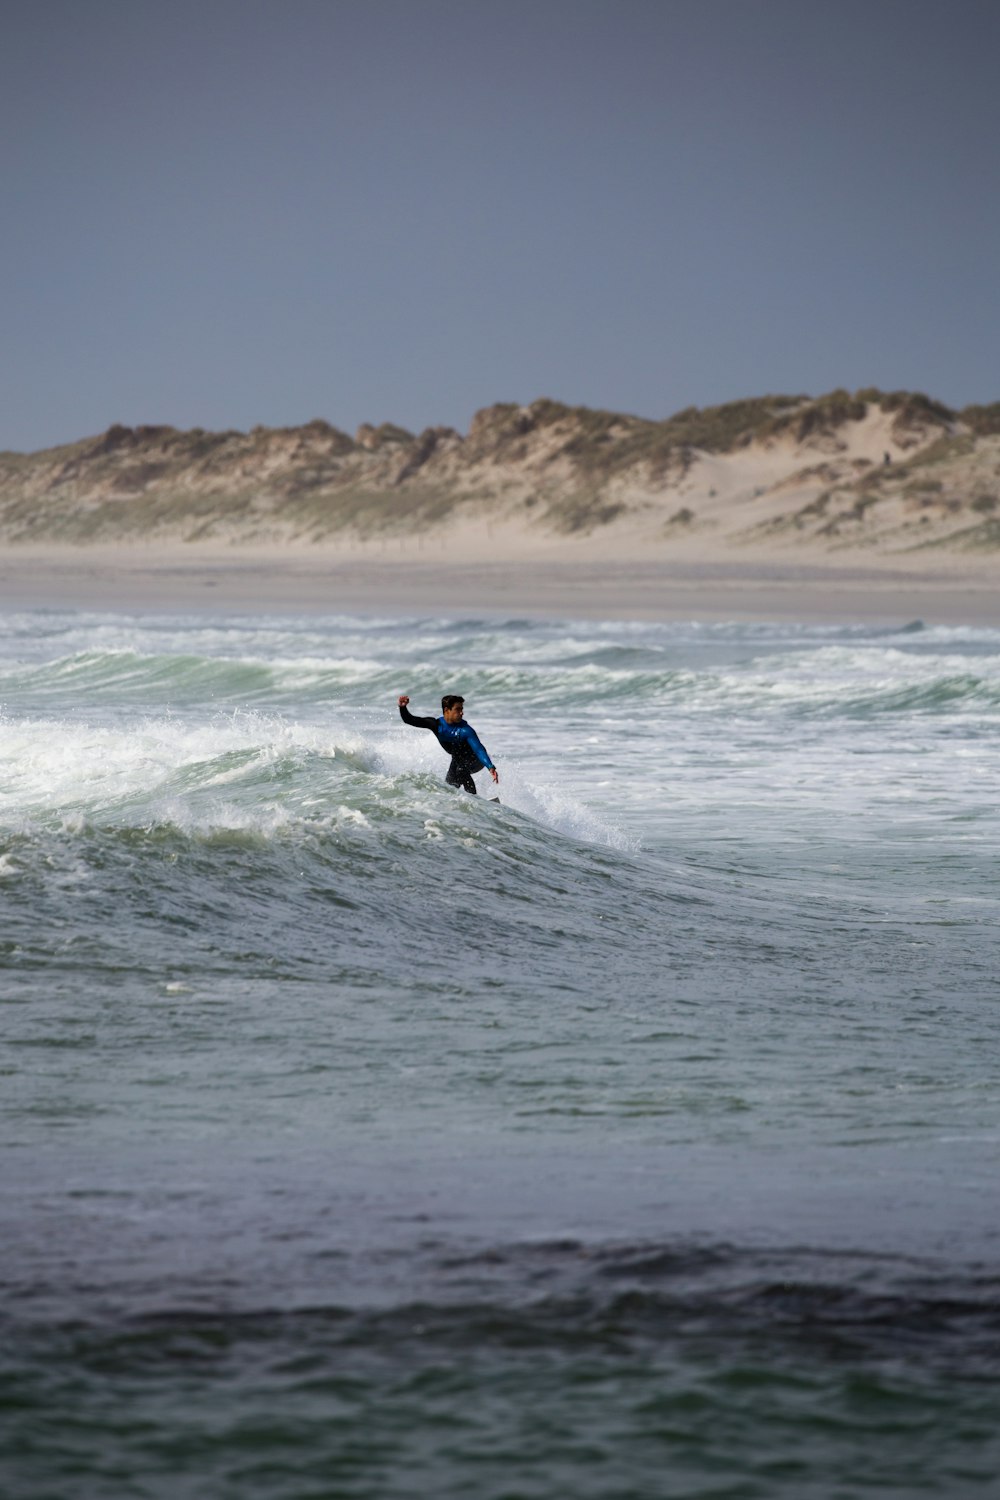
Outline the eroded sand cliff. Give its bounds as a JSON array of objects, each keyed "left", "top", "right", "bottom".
[{"left": 2, "top": 390, "right": 998, "bottom": 559}]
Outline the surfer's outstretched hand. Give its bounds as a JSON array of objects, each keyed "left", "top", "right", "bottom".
[
  {"left": 397, "top": 694, "right": 409, "bottom": 707},
  {"left": 490, "top": 767, "right": 499, "bottom": 784}
]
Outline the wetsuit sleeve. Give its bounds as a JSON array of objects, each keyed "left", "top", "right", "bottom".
[
  {"left": 399, "top": 704, "right": 439, "bottom": 731},
  {"left": 461, "top": 724, "right": 494, "bottom": 770}
]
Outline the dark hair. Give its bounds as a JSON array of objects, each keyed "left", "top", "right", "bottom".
[{"left": 441, "top": 694, "right": 464, "bottom": 712}]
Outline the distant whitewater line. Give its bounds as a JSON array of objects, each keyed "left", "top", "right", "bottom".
[{"left": 1, "top": 387, "right": 999, "bottom": 558}]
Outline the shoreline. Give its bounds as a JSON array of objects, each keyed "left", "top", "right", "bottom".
[{"left": 2, "top": 543, "right": 1000, "bottom": 626}]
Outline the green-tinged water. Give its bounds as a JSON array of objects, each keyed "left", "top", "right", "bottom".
[{"left": 2, "top": 611, "right": 999, "bottom": 1498}]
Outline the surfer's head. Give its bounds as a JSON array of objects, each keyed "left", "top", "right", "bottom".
[{"left": 441, "top": 694, "right": 464, "bottom": 724}]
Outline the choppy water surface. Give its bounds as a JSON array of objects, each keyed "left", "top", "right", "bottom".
[{"left": 2, "top": 609, "right": 999, "bottom": 1498}]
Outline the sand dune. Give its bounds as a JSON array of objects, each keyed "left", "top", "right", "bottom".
[{"left": 2, "top": 389, "right": 998, "bottom": 623}]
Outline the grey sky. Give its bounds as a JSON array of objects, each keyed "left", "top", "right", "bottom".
[{"left": 3, "top": 0, "right": 998, "bottom": 451}]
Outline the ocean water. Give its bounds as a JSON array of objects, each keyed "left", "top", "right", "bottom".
[{"left": 2, "top": 607, "right": 999, "bottom": 1499}]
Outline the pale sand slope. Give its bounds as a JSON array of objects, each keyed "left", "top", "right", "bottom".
[
  {"left": 2, "top": 535, "right": 998, "bottom": 625},
  {"left": 3, "top": 395, "right": 998, "bottom": 623}
]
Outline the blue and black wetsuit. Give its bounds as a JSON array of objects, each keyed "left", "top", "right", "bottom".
[{"left": 398, "top": 704, "right": 495, "bottom": 794}]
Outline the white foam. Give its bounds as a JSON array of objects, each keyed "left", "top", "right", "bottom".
[
  {"left": 0, "top": 711, "right": 371, "bottom": 824},
  {"left": 3, "top": 610, "right": 998, "bottom": 858},
  {"left": 477, "top": 761, "right": 639, "bottom": 852}
]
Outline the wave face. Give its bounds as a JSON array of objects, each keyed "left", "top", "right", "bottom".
[{"left": 3, "top": 609, "right": 1000, "bottom": 1498}]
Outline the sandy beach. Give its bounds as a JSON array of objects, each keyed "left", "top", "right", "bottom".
[
  {"left": 0, "top": 540, "right": 997, "bottom": 626},
  {"left": 2, "top": 390, "right": 997, "bottom": 626}
]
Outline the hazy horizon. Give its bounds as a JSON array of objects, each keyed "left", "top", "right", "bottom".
[{"left": 4, "top": 0, "right": 999, "bottom": 451}]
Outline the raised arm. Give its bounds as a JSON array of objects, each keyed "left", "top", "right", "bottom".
[{"left": 397, "top": 694, "right": 438, "bottom": 730}]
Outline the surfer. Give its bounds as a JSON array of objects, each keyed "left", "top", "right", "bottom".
[{"left": 397, "top": 693, "right": 499, "bottom": 795}]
